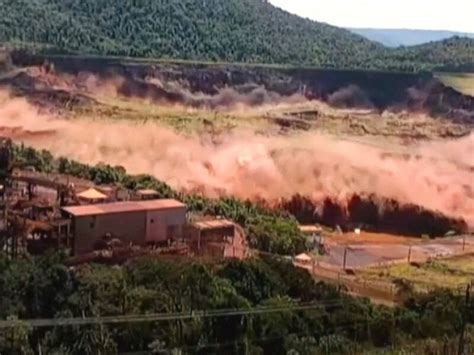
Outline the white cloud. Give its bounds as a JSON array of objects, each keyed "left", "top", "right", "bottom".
[{"left": 269, "top": 0, "right": 474, "bottom": 33}]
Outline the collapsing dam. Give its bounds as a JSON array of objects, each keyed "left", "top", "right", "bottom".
[
  {"left": 11, "top": 52, "right": 474, "bottom": 120},
  {"left": 1, "top": 53, "right": 473, "bottom": 236},
  {"left": 280, "top": 194, "right": 468, "bottom": 237},
  {"left": 0, "top": 110, "right": 471, "bottom": 236}
]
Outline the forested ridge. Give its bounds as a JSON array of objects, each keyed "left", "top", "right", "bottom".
[
  {"left": 0, "top": 0, "right": 473, "bottom": 71},
  {"left": 2, "top": 252, "right": 473, "bottom": 354}
]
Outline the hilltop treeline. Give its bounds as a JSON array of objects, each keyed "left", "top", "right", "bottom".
[
  {"left": 0, "top": 0, "right": 473, "bottom": 71},
  {"left": 1, "top": 253, "right": 473, "bottom": 354},
  {"left": 376, "top": 37, "right": 474, "bottom": 72}
]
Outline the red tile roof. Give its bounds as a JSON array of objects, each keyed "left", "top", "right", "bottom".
[{"left": 62, "top": 199, "right": 185, "bottom": 217}]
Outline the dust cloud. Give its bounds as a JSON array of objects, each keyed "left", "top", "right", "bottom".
[
  {"left": 0, "top": 90, "right": 473, "bottom": 228},
  {"left": 328, "top": 85, "right": 374, "bottom": 108},
  {"left": 61, "top": 71, "right": 305, "bottom": 109}
]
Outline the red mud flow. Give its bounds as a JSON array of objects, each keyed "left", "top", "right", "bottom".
[
  {"left": 279, "top": 194, "right": 468, "bottom": 237},
  {"left": 0, "top": 89, "right": 473, "bottom": 236}
]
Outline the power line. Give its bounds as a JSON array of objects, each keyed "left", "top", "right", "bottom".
[{"left": 0, "top": 299, "right": 348, "bottom": 329}]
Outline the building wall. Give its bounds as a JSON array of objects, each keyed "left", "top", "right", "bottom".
[
  {"left": 72, "top": 207, "right": 187, "bottom": 254},
  {"left": 73, "top": 211, "right": 146, "bottom": 255},
  {"left": 145, "top": 208, "right": 186, "bottom": 242},
  {"left": 184, "top": 225, "right": 235, "bottom": 254}
]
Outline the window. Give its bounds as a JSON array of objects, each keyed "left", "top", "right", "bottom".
[{"left": 90, "top": 216, "right": 96, "bottom": 229}]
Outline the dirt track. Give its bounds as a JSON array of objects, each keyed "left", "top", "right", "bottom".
[{"left": 321, "top": 234, "right": 474, "bottom": 269}]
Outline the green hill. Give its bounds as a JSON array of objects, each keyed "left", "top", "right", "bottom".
[
  {"left": 0, "top": 0, "right": 473, "bottom": 71},
  {"left": 349, "top": 28, "right": 474, "bottom": 47},
  {"left": 377, "top": 37, "right": 474, "bottom": 72}
]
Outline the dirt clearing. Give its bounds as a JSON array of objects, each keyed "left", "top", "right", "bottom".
[{"left": 358, "top": 254, "right": 474, "bottom": 292}]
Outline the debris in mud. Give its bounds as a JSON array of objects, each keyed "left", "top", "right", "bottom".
[
  {"left": 279, "top": 194, "right": 468, "bottom": 237},
  {"left": 9, "top": 53, "right": 474, "bottom": 121},
  {"left": 271, "top": 116, "right": 312, "bottom": 131},
  {"left": 118, "top": 78, "right": 304, "bottom": 109},
  {"left": 0, "top": 126, "right": 57, "bottom": 140},
  {"left": 0, "top": 70, "right": 98, "bottom": 111},
  {"left": 0, "top": 59, "right": 472, "bottom": 234},
  {"left": 328, "top": 85, "right": 374, "bottom": 109}
]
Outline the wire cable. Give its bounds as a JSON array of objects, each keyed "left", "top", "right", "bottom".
[{"left": 0, "top": 299, "right": 350, "bottom": 329}]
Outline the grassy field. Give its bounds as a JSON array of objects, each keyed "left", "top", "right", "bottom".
[
  {"left": 70, "top": 94, "right": 470, "bottom": 140},
  {"left": 436, "top": 72, "right": 474, "bottom": 96},
  {"left": 358, "top": 255, "right": 474, "bottom": 293},
  {"left": 71, "top": 95, "right": 274, "bottom": 134}
]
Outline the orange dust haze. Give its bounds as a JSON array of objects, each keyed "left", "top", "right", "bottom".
[{"left": 0, "top": 91, "right": 473, "bottom": 228}]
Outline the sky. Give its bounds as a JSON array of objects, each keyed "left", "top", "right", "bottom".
[{"left": 268, "top": 0, "right": 474, "bottom": 33}]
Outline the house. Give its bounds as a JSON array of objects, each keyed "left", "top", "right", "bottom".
[
  {"left": 186, "top": 218, "right": 236, "bottom": 256},
  {"left": 62, "top": 199, "right": 186, "bottom": 255}
]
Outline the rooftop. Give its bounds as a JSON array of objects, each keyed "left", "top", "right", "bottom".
[
  {"left": 192, "top": 219, "right": 235, "bottom": 230},
  {"left": 77, "top": 188, "right": 108, "bottom": 200},
  {"left": 136, "top": 189, "right": 160, "bottom": 196},
  {"left": 62, "top": 199, "right": 186, "bottom": 217}
]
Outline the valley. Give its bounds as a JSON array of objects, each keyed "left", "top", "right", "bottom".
[{"left": 0, "top": 0, "right": 473, "bottom": 352}]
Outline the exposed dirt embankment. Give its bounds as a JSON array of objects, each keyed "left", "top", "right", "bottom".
[
  {"left": 279, "top": 194, "right": 468, "bottom": 237},
  {"left": 10, "top": 53, "right": 474, "bottom": 122}
]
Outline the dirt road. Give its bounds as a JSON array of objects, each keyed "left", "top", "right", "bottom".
[{"left": 321, "top": 234, "right": 474, "bottom": 269}]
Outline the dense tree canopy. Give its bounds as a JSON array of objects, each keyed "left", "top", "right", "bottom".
[
  {"left": 0, "top": 0, "right": 472, "bottom": 71},
  {"left": 4, "top": 143, "right": 474, "bottom": 354},
  {"left": 0, "top": 253, "right": 472, "bottom": 354}
]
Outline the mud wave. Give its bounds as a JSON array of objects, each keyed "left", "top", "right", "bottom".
[{"left": 0, "top": 89, "right": 473, "bottom": 234}]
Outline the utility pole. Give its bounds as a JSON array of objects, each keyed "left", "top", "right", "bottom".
[
  {"left": 458, "top": 284, "right": 471, "bottom": 355},
  {"left": 407, "top": 245, "right": 412, "bottom": 263},
  {"left": 342, "top": 247, "right": 348, "bottom": 270}
]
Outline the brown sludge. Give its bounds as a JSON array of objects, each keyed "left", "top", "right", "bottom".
[
  {"left": 0, "top": 86, "right": 473, "bottom": 236},
  {"left": 280, "top": 194, "right": 468, "bottom": 237}
]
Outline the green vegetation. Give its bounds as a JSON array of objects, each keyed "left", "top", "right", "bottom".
[
  {"left": 376, "top": 37, "right": 474, "bottom": 72},
  {"left": 0, "top": 252, "right": 473, "bottom": 354},
  {"left": 436, "top": 72, "right": 474, "bottom": 96},
  {"left": 359, "top": 256, "right": 474, "bottom": 293},
  {"left": 1, "top": 0, "right": 473, "bottom": 71},
  {"left": 0, "top": 0, "right": 380, "bottom": 67},
  {"left": 73, "top": 98, "right": 268, "bottom": 134},
  {"left": 3, "top": 144, "right": 474, "bottom": 354}
]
